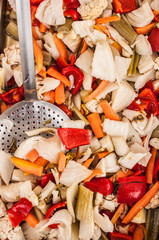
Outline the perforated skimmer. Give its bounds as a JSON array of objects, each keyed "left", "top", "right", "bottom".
[{"left": 0, "top": 0, "right": 69, "bottom": 151}]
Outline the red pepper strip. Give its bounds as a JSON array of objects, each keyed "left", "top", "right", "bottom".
[
  {"left": 49, "top": 223, "right": 60, "bottom": 229},
  {"left": 117, "top": 176, "right": 147, "bottom": 204},
  {"left": 100, "top": 210, "right": 114, "bottom": 220},
  {"left": 56, "top": 54, "right": 75, "bottom": 69},
  {"left": 63, "top": 0, "right": 80, "bottom": 9},
  {"left": 45, "top": 201, "right": 66, "bottom": 219},
  {"left": 148, "top": 27, "right": 159, "bottom": 52},
  {"left": 132, "top": 163, "right": 146, "bottom": 174},
  {"left": 56, "top": 103, "right": 72, "bottom": 118},
  {"left": 133, "top": 170, "right": 142, "bottom": 176},
  {"left": 8, "top": 198, "right": 32, "bottom": 227},
  {"left": 7, "top": 77, "right": 16, "bottom": 88},
  {"left": 62, "top": 66, "right": 84, "bottom": 95},
  {"left": 41, "top": 173, "right": 55, "bottom": 188},
  {"left": 110, "top": 232, "right": 132, "bottom": 240},
  {"left": 128, "top": 98, "right": 151, "bottom": 117},
  {"left": 64, "top": 9, "right": 80, "bottom": 21},
  {"left": 30, "top": 0, "right": 44, "bottom": 5},
  {"left": 85, "top": 177, "right": 114, "bottom": 196},
  {"left": 0, "top": 86, "right": 24, "bottom": 105},
  {"left": 58, "top": 128, "right": 90, "bottom": 150},
  {"left": 112, "top": 0, "right": 137, "bottom": 14},
  {"left": 153, "top": 158, "right": 159, "bottom": 182},
  {"left": 30, "top": 5, "right": 38, "bottom": 23},
  {"left": 140, "top": 80, "right": 158, "bottom": 96}
]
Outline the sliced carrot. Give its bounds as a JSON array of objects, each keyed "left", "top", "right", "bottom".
[
  {"left": 96, "top": 16, "right": 120, "bottom": 24},
  {"left": 83, "top": 158, "right": 94, "bottom": 168},
  {"left": 87, "top": 113, "right": 105, "bottom": 139},
  {"left": 100, "top": 100, "right": 120, "bottom": 121},
  {"left": 39, "top": 22, "right": 47, "bottom": 33},
  {"left": 84, "top": 169, "right": 103, "bottom": 182},
  {"left": 33, "top": 36, "right": 43, "bottom": 72},
  {"left": 153, "top": 11, "right": 159, "bottom": 22},
  {"left": 111, "top": 41, "right": 122, "bottom": 54},
  {"left": 135, "top": 22, "right": 156, "bottom": 35},
  {"left": 26, "top": 149, "right": 39, "bottom": 162},
  {"left": 25, "top": 213, "right": 39, "bottom": 228},
  {"left": 53, "top": 33, "right": 68, "bottom": 61},
  {"left": 58, "top": 152, "right": 66, "bottom": 172},
  {"left": 94, "top": 24, "right": 113, "bottom": 39},
  {"left": 42, "top": 90, "right": 55, "bottom": 104},
  {"left": 55, "top": 82, "right": 65, "bottom": 105},
  {"left": 80, "top": 39, "right": 88, "bottom": 55},
  {"left": 10, "top": 157, "right": 43, "bottom": 176},
  {"left": 122, "top": 181, "right": 159, "bottom": 224},
  {"left": 32, "top": 26, "right": 38, "bottom": 40},
  {"left": 109, "top": 169, "right": 134, "bottom": 182},
  {"left": 146, "top": 147, "right": 157, "bottom": 184},
  {"left": 97, "top": 151, "right": 110, "bottom": 159},
  {"left": 133, "top": 225, "right": 145, "bottom": 240},
  {"left": 47, "top": 67, "right": 71, "bottom": 87},
  {"left": 85, "top": 80, "right": 109, "bottom": 102},
  {"left": 111, "top": 204, "right": 125, "bottom": 224},
  {"left": 39, "top": 69, "right": 47, "bottom": 78},
  {"left": 35, "top": 157, "right": 48, "bottom": 167}
]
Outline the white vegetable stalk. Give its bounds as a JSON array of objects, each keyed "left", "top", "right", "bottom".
[
  {"left": 40, "top": 181, "right": 56, "bottom": 200},
  {"left": 134, "top": 34, "right": 152, "bottom": 56},
  {"left": 138, "top": 55, "right": 155, "bottom": 74},
  {"left": 79, "top": 213, "right": 94, "bottom": 240},
  {"left": 72, "top": 20, "right": 95, "bottom": 38},
  {"left": 115, "top": 56, "right": 131, "bottom": 83},
  {"left": 82, "top": 71, "right": 93, "bottom": 90},
  {"left": 0, "top": 150, "right": 14, "bottom": 185},
  {"left": 75, "top": 48, "right": 94, "bottom": 74},
  {"left": 118, "top": 151, "right": 147, "bottom": 169},
  {"left": 99, "top": 135, "right": 114, "bottom": 152},
  {"left": 72, "top": 92, "right": 81, "bottom": 110},
  {"left": 44, "top": 32, "right": 60, "bottom": 60},
  {"left": 112, "top": 136, "right": 130, "bottom": 156},
  {"left": 90, "top": 137, "right": 101, "bottom": 153},
  {"left": 135, "top": 69, "right": 156, "bottom": 89},
  {"left": 92, "top": 41, "right": 116, "bottom": 82},
  {"left": 96, "top": 82, "right": 118, "bottom": 100},
  {"left": 62, "top": 120, "right": 85, "bottom": 129},
  {"left": 20, "top": 181, "right": 38, "bottom": 206},
  {"left": 66, "top": 182, "right": 78, "bottom": 222},
  {"left": 61, "top": 29, "right": 82, "bottom": 53},
  {"left": 130, "top": 142, "right": 151, "bottom": 167},
  {"left": 86, "top": 99, "right": 100, "bottom": 113},
  {"left": 11, "top": 169, "right": 37, "bottom": 183},
  {"left": 126, "top": 3, "right": 154, "bottom": 27},
  {"left": 37, "top": 77, "right": 60, "bottom": 98}
]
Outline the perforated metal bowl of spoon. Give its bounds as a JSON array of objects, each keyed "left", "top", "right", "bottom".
[{"left": 0, "top": 0, "right": 69, "bottom": 151}]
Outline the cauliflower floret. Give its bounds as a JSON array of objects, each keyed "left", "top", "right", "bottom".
[
  {"left": 0, "top": 198, "right": 6, "bottom": 218},
  {"left": 4, "top": 42, "right": 20, "bottom": 66},
  {"left": 0, "top": 215, "right": 25, "bottom": 240},
  {"left": 145, "top": 191, "right": 159, "bottom": 209},
  {"left": 78, "top": 0, "right": 108, "bottom": 20}
]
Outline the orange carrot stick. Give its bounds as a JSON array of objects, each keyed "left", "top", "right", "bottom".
[
  {"left": 35, "top": 157, "right": 48, "bottom": 167},
  {"left": 47, "top": 67, "right": 71, "bottom": 87},
  {"left": 133, "top": 225, "right": 145, "bottom": 240},
  {"left": 84, "top": 169, "right": 103, "bottom": 182},
  {"left": 10, "top": 157, "right": 43, "bottom": 176},
  {"left": 0, "top": 101, "right": 8, "bottom": 114},
  {"left": 53, "top": 33, "right": 68, "bottom": 61},
  {"left": 26, "top": 149, "right": 39, "bottom": 162},
  {"left": 80, "top": 39, "right": 88, "bottom": 55},
  {"left": 135, "top": 22, "right": 156, "bottom": 35},
  {"left": 75, "top": 147, "right": 80, "bottom": 162},
  {"left": 39, "top": 69, "right": 47, "bottom": 78},
  {"left": 111, "top": 41, "right": 122, "bottom": 54},
  {"left": 42, "top": 90, "right": 55, "bottom": 104},
  {"left": 39, "top": 22, "right": 47, "bottom": 33},
  {"left": 58, "top": 152, "right": 66, "bottom": 172},
  {"left": 87, "top": 113, "right": 105, "bottom": 138},
  {"left": 32, "top": 26, "right": 38, "bottom": 40},
  {"left": 33, "top": 37, "right": 43, "bottom": 72},
  {"left": 100, "top": 100, "right": 120, "bottom": 121},
  {"left": 153, "top": 11, "right": 159, "bottom": 22},
  {"left": 122, "top": 181, "right": 159, "bottom": 224},
  {"left": 83, "top": 158, "right": 94, "bottom": 168},
  {"left": 85, "top": 80, "right": 109, "bottom": 102},
  {"left": 96, "top": 16, "right": 120, "bottom": 24},
  {"left": 111, "top": 204, "right": 125, "bottom": 224},
  {"left": 97, "top": 151, "right": 110, "bottom": 159},
  {"left": 94, "top": 25, "right": 113, "bottom": 39},
  {"left": 55, "top": 82, "right": 65, "bottom": 105},
  {"left": 109, "top": 169, "right": 134, "bottom": 182},
  {"left": 146, "top": 147, "right": 157, "bottom": 184},
  {"left": 25, "top": 213, "right": 39, "bottom": 228}
]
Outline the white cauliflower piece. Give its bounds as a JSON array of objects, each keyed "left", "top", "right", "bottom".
[
  {"left": 145, "top": 191, "right": 159, "bottom": 209},
  {"left": 78, "top": 0, "right": 108, "bottom": 20},
  {"left": 35, "top": 0, "right": 65, "bottom": 26},
  {"left": 4, "top": 42, "right": 20, "bottom": 66}
]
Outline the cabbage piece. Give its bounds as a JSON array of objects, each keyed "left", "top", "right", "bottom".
[
  {"left": 60, "top": 161, "right": 92, "bottom": 187},
  {"left": 138, "top": 55, "right": 155, "bottom": 74},
  {"left": 90, "top": 137, "right": 101, "bottom": 153},
  {"left": 22, "top": 222, "right": 49, "bottom": 240},
  {"left": 126, "top": 3, "right": 154, "bottom": 27},
  {"left": 112, "top": 136, "right": 130, "bottom": 156},
  {"left": 77, "top": 147, "right": 92, "bottom": 163},
  {"left": 12, "top": 169, "right": 37, "bottom": 183},
  {"left": 52, "top": 190, "right": 61, "bottom": 204},
  {"left": 112, "top": 80, "right": 136, "bottom": 112},
  {"left": 72, "top": 20, "right": 95, "bottom": 38},
  {"left": 131, "top": 209, "right": 146, "bottom": 224},
  {"left": 135, "top": 69, "right": 156, "bottom": 89},
  {"left": 150, "top": 138, "right": 159, "bottom": 150},
  {"left": 144, "top": 116, "right": 159, "bottom": 151},
  {"left": 100, "top": 135, "right": 114, "bottom": 152},
  {"left": 40, "top": 181, "right": 56, "bottom": 200},
  {"left": 92, "top": 226, "right": 101, "bottom": 240},
  {"left": 35, "top": 0, "right": 65, "bottom": 26},
  {"left": 72, "top": 92, "right": 81, "bottom": 110},
  {"left": 151, "top": 0, "right": 159, "bottom": 11},
  {"left": 103, "top": 119, "right": 129, "bottom": 140},
  {"left": 61, "top": 29, "right": 82, "bottom": 53},
  {"left": 86, "top": 99, "right": 101, "bottom": 113},
  {"left": 20, "top": 181, "right": 38, "bottom": 206},
  {"left": 96, "top": 82, "right": 118, "bottom": 100},
  {"left": 92, "top": 41, "right": 116, "bottom": 82},
  {"left": 75, "top": 48, "right": 94, "bottom": 74},
  {"left": 93, "top": 206, "right": 113, "bottom": 233},
  {"left": 44, "top": 32, "right": 60, "bottom": 60},
  {"left": 85, "top": 29, "right": 106, "bottom": 46},
  {"left": 130, "top": 142, "right": 151, "bottom": 167},
  {"left": 79, "top": 214, "right": 94, "bottom": 240},
  {"left": 0, "top": 150, "right": 14, "bottom": 185},
  {"left": 62, "top": 120, "right": 85, "bottom": 129},
  {"left": 133, "top": 34, "right": 152, "bottom": 56},
  {"left": 14, "top": 136, "right": 43, "bottom": 159},
  {"left": 118, "top": 151, "right": 147, "bottom": 169},
  {"left": 66, "top": 182, "right": 78, "bottom": 222},
  {"left": 115, "top": 56, "right": 131, "bottom": 83},
  {"left": 82, "top": 71, "right": 93, "bottom": 90},
  {"left": 101, "top": 194, "right": 118, "bottom": 211},
  {"left": 37, "top": 77, "right": 60, "bottom": 98}
]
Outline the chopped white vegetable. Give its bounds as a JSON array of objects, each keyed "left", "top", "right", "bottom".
[
  {"left": 37, "top": 77, "right": 60, "bottom": 97},
  {"left": 79, "top": 213, "right": 94, "bottom": 240},
  {"left": 75, "top": 48, "right": 94, "bottom": 74},
  {"left": 99, "top": 135, "right": 114, "bottom": 152},
  {"left": 132, "top": 209, "right": 146, "bottom": 224},
  {"left": 101, "top": 195, "right": 118, "bottom": 211},
  {"left": 96, "top": 82, "right": 118, "bottom": 100},
  {"left": 82, "top": 71, "right": 93, "bottom": 90},
  {"left": 112, "top": 136, "right": 130, "bottom": 156},
  {"left": 77, "top": 147, "right": 92, "bottom": 163},
  {"left": 0, "top": 150, "right": 14, "bottom": 185},
  {"left": 150, "top": 138, "right": 159, "bottom": 150},
  {"left": 118, "top": 151, "right": 147, "bottom": 169},
  {"left": 138, "top": 55, "right": 155, "bottom": 74},
  {"left": 115, "top": 56, "right": 131, "bottom": 83},
  {"left": 44, "top": 32, "right": 60, "bottom": 60},
  {"left": 52, "top": 190, "right": 61, "bottom": 204},
  {"left": 20, "top": 181, "right": 38, "bottom": 206},
  {"left": 135, "top": 69, "right": 156, "bottom": 89},
  {"left": 130, "top": 142, "right": 151, "bottom": 167},
  {"left": 151, "top": 0, "right": 159, "bottom": 11},
  {"left": 72, "top": 20, "right": 95, "bottom": 38},
  {"left": 134, "top": 34, "right": 152, "bottom": 56},
  {"left": 86, "top": 99, "right": 100, "bottom": 113},
  {"left": 66, "top": 182, "right": 78, "bottom": 222},
  {"left": 11, "top": 169, "right": 37, "bottom": 183},
  {"left": 72, "top": 92, "right": 81, "bottom": 110},
  {"left": 90, "top": 137, "right": 101, "bottom": 153},
  {"left": 25, "top": 127, "right": 55, "bottom": 137},
  {"left": 85, "top": 29, "right": 106, "bottom": 46},
  {"left": 61, "top": 29, "right": 82, "bottom": 53},
  {"left": 62, "top": 120, "right": 85, "bottom": 129},
  {"left": 40, "top": 181, "right": 56, "bottom": 200},
  {"left": 22, "top": 222, "right": 49, "bottom": 240}
]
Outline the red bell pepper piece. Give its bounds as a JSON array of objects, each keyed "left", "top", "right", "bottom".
[
  {"left": 41, "top": 173, "right": 55, "bottom": 188},
  {"left": 148, "top": 27, "right": 159, "bottom": 52},
  {"left": 0, "top": 86, "right": 24, "bottom": 105},
  {"left": 132, "top": 163, "right": 146, "bottom": 174},
  {"left": 117, "top": 176, "right": 147, "bottom": 204},
  {"left": 56, "top": 54, "right": 76, "bottom": 70},
  {"left": 64, "top": 9, "right": 80, "bottom": 21},
  {"left": 62, "top": 66, "right": 84, "bottom": 95},
  {"left": 8, "top": 198, "right": 32, "bottom": 227},
  {"left": 112, "top": 0, "right": 137, "bottom": 14},
  {"left": 56, "top": 103, "right": 72, "bottom": 118},
  {"left": 30, "top": 5, "right": 38, "bottom": 23},
  {"left": 128, "top": 98, "right": 151, "bottom": 116},
  {"left": 153, "top": 158, "right": 159, "bottom": 182},
  {"left": 49, "top": 223, "right": 60, "bottom": 229},
  {"left": 110, "top": 232, "right": 132, "bottom": 240},
  {"left": 45, "top": 201, "right": 66, "bottom": 219},
  {"left": 63, "top": 0, "right": 80, "bottom": 9},
  {"left": 7, "top": 77, "right": 16, "bottom": 88},
  {"left": 85, "top": 177, "right": 114, "bottom": 196},
  {"left": 100, "top": 210, "right": 114, "bottom": 220},
  {"left": 30, "top": 0, "right": 44, "bottom": 5},
  {"left": 140, "top": 80, "right": 157, "bottom": 96},
  {"left": 58, "top": 128, "right": 90, "bottom": 149}
]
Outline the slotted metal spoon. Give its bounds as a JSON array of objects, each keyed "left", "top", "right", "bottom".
[{"left": 0, "top": 0, "right": 69, "bottom": 151}]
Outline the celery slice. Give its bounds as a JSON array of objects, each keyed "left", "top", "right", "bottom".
[
  {"left": 128, "top": 50, "right": 140, "bottom": 77},
  {"left": 72, "top": 105, "right": 89, "bottom": 126},
  {"left": 71, "top": 222, "right": 80, "bottom": 240},
  {"left": 6, "top": 21, "right": 18, "bottom": 41},
  {"left": 75, "top": 185, "right": 94, "bottom": 223},
  {"left": 58, "top": 18, "right": 73, "bottom": 33}
]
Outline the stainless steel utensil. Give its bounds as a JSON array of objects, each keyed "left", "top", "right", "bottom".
[{"left": 0, "top": 0, "right": 69, "bottom": 152}]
